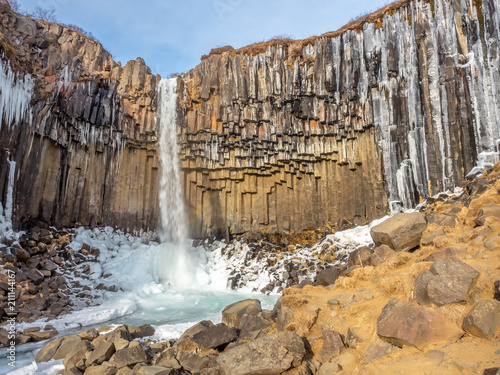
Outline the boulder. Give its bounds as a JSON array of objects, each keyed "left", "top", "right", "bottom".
[
  {"left": 115, "top": 368, "right": 134, "bottom": 375},
  {"left": 28, "top": 329, "right": 58, "bottom": 342},
  {"left": 133, "top": 365, "right": 176, "bottom": 375},
  {"left": 274, "top": 296, "right": 319, "bottom": 335},
  {"left": 25, "top": 269, "right": 45, "bottom": 284},
  {"left": 112, "top": 345, "right": 148, "bottom": 368},
  {"left": 175, "top": 320, "right": 214, "bottom": 348},
  {"left": 370, "top": 212, "right": 427, "bottom": 251},
  {"left": 421, "top": 246, "right": 465, "bottom": 263},
  {"left": 190, "top": 323, "right": 237, "bottom": 349},
  {"left": 495, "top": 280, "right": 500, "bottom": 301},
  {"left": 198, "top": 369, "right": 221, "bottom": 375},
  {"left": 317, "top": 362, "right": 341, "bottom": 375},
  {"left": 315, "top": 266, "right": 342, "bottom": 286},
  {"left": 239, "top": 315, "right": 273, "bottom": 340},
  {"left": 426, "top": 257, "right": 480, "bottom": 306},
  {"left": 216, "top": 331, "right": 306, "bottom": 375},
  {"left": 176, "top": 351, "right": 213, "bottom": 373},
  {"left": 103, "top": 326, "right": 131, "bottom": 350},
  {"left": 363, "top": 342, "right": 393, "bottom": 364},
  {"left": 414, "top": 270, "right": 434, "bottom": 306},
  {"left": 377, "top": 298, "right": 463, "bottom": 350},
  {"left": 63, "top": 340, "right": 93, "bottom": 371},
  {"left": 78, "top": 328, "right": 99, "bottom": 341},
  {"left": 345, "top": 327, "right": 363, "bottom": 349},
  {"left": 127, "top": 324, "right": 155, "bottom": 339},
  {"left": 35, "top": 335, "right": 82, "bottom": 362},
  {"left": 221, "top": 299, "right": 261, "bottom": 329},
  {"left": 318, "top": 330, "right": 345, "bottom": 362},
  {"left": 474, "top": 202, "right": 500, "bottom": 226},
  {"left": 462, "top": 299, "right": 500, "bottom": 340},
  {"left": 153, "top": 348, "right": 181, "bottom": 369},
  {"left": 425, "top": 212, "right": 457, "bottom": 227},
  {"left": 347, "top": 246, "right": 373, "bottom": 268},
  {"left": 420, "top": 228, "right": 446, "bottom": 246},
  {"left": 368, "top": 245, "right": 396, "bottom": 266},
  {"left": 14, "top": 248, "right": 31, "bottom": 262},
  {"left": 87, "top": 341, "right": 115, "bottom": 366},
  {"left": 84, "top": 365, "right": 118, "bottom": 375}
]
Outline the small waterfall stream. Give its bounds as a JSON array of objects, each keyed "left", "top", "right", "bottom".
[{"left": 156, "top": 78, "right": 193, "bottom": 289}]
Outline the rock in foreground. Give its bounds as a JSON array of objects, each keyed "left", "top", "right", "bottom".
[
  {"left": 216, "top": 331, "right": 306, "bottom": 375},
  {"left": 377, "top": 298, "right": 463, "bottom": 350},
  {"left": 370, "top": 213, "right": 427, "bottom": 252}
]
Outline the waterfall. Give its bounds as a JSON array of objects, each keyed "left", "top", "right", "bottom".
[
  {"left": 0, "top": 154, "right": 16, "bottom": 243},
  {"left": 156, "top": 78, "right": 192, "bottom": 289}
]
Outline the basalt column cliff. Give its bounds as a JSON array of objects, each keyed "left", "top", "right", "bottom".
[
  {"left": 1, "top": 0, "right": 500, "bottom": 238},
  {"left": 0, "top": 0, "right": 160, "bottom": 232},
  {"left": 178, "top": 0, "right": 500, "bottom": 238}
]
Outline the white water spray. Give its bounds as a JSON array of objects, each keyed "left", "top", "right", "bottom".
[
  {"left": 0, "top": 153, "right": 16, "bottom": 243},
  {"left": 156, "top": 78, "right": 193, "bottom": 289}
]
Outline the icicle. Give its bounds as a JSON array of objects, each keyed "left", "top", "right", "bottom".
[
  {"left": 0, "top": 153, "right": 17, "bottom": 243},
  {"left": 0, "top": 60, "right": 33, "bottom": 131}
]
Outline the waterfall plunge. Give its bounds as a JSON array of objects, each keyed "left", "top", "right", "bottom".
[{"left": 156, "top": 78, "right": 193, "bottom": 290}]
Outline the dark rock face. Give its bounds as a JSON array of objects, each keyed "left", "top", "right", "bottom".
[
  {"left": 177, "top": 0, "right": 500, "bottom": 237},
  {"left": 0, "top": 5, "right": 160, "bottom": 234}
]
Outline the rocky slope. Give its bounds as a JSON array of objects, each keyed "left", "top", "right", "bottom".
[{"left": 33, "top": 163, "right": 500, "bottom": 374}]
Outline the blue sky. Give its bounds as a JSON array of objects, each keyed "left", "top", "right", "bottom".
[{"left": 18, "top": 0, "right": 390, "bottom": 77}]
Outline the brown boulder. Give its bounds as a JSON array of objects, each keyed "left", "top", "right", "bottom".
[
  {"left": 421, "top": 246, "right": 465, "bottom": 263},
  {"left": 174, "top": 320, "right": 213, "bottom": 348},
  {"left": 377, "top": 298, "right": 463, "bottom": 350},
  {"left": 28, "top": 329, "right": 58, "bottom": 342},
  {"left": 84, "top": 366, "right": 118, "bottom": 375},
  {"left": 347, "top": 246, "right": 373, "bottom": 268},
  {"left": 127, "top": 324, "right": 155, "bottom": 339},
  {"left": 370, "top": 212, "right": 427, "bottom": 252},
  {"left": 345, "top": 327, "right": 363, "bottom": 349},
  {"left": 474, "top": 202, "right": 500, "bottom": 226},
  {"left": 239, "top": 314, "right": 273, "bottom": 340},
  {"left": 35, "top": 335, "right": 82, "bottom": 362},
  {"left": 462, "top": 299, "right": 500, "bottom": 340},
  {"left": 318, "top": 330, "right": 345, "bottom": 362},
  {"left": 190, "top": 323, "right": 237, "bottom": 349},
  {"left": 221, "top": 299, "right": 261, "bottom": 329},
  {"left": 427, "top": 257, "right": 480, "bottom": 306},
  {"left": 216, "top": 331, "right": 306, "bottom": 375},
  {"left": 132, "top": 365, "right": 176, "bottom": 375},
  {"left": 78, "top": 328, "right": 99, "bottom": 341},
  {"left": 368, "top": 245, "right": 396, "bottom": 266},
  {"left": 14, "top": 248, "right": 31, "bottom": 262},
  {"left": 176, "top": 351, "right": 213, "bottom": 373},
  {"left": 315, "top": 266, "right": 343, "bottom": 286},
  {"left": 63, "top": 340, "right": 93, "bottom": 371},
  {"left": 87, "top": 341, "right": 115, "bottom": 366},
  {"left": 363, "top": 342, "right": 393, "bottom": 364},
  {"left": 112, "top": 345, "right": 148, "bottom": 368},
  {"left": 153, "top": 348, "right": 181, "bottom": 369}
]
